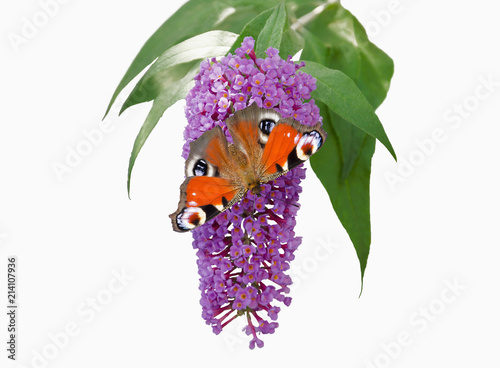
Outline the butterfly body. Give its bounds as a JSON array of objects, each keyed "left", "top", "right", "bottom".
[
  {"left": 226, "top": 145, "right": 261, "bottom": 194},
  {"left": 170, "top": 104, "right": 326, "bottom": 232}
]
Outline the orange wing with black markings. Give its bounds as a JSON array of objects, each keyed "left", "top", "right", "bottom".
[
  {"left": 226, "top": 104, "right": 282, "bottom": 172},
  {"left": 170, "top": 176, "right": 244, "bottom": 232},
  {"left": 260, "top": 118, "right": 326, "bottom": 180},
  {"left": 260, "top": 123, "right": 301, "bottom": 176}
]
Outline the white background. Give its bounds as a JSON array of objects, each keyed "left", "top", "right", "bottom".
[{"left": 1, "top": 0, "right": 499, "bottom": 367}]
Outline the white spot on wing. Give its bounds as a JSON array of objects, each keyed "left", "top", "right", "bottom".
[
  {"left": 259, "top": 131, "right": 269, "bottom": 144},
  {"left": 296, "top": 132, "right": 322, "bottom": 161},
  {"left": 258, "top": 109, "right": 281, "bottom": 123},
  {"left": 178, "top": 207, "right": 206, "bottom": 230}
]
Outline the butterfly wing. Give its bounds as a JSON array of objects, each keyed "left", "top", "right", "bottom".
[
  {"left": 170, "top": 176, "right": 245, "bottom": 232},
  {"left": 226, "top": 103, "right": 282, "bottom": 169},
  {"left": 259, "top": 118, "right": 327, "bottom": 181},
  {"left": 170, "top": 126, "right": 246, "bottom": 232},
  {"left": 226, "top": 104, "right": 326, "bottom": 182},
  {"left": 184, "top": 125, "right": 233, "bottom": 178}
]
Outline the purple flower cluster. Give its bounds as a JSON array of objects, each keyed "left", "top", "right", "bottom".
[
  {"left": 182, "top": 36, "right": 321, "bottom": 159},
  {"left": 194, "top": 172, "right": 305, "bottom": 349},
  {"left": 183, "top": 37, "right": 322, "bottom": 349}
]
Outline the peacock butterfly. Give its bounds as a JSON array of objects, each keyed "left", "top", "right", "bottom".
[{"left": 169, "top": 104, "right": 327, "bottom": 232}]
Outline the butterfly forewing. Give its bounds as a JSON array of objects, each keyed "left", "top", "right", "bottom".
[
  {"left": 260, "top": 122, "right": 301, "bottom": 176},
  {"left": 185, "top": 126, "right": 232, "bottom": 178},
  {"left": 226, "top": 104, "right": 281, "bottom": 168},
  {"left": 170, "top": 126, "right": 246, "bottom": 232},
  {"left": 259, "top": 118, "right": 326, "bottom": 181}
]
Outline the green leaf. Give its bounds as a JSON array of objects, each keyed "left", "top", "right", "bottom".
[
  {"left": 310, "top": 101, "right": 375, "bottom": 287},
  {"left": 255, "top": 3, "right": 287, "bottom": 58},
  {"left": 105, "top": 0, "right": 283, "bottom": 118},
  {"left": 301, "top": 2, "right": 394, "bottom": 109},
  {"left": 332, "top": 113, "right": 367, "bottom": 181},
  {"left": 300, "top": 4, "right": 394, "bottom": 178},
  {"left": 228, "top": 8, "right": 274, "bottom": 55},
  {"left": 301, "top": 29, "right": 360, "bottom": 180},
  {"left": 298, "top": 2, "right": 395, "bottom": 286},
  {"left": 127, "top": 71, "right": 196, "bottom": 197},
  {"left": 120, "top": 31, "right": 237, "bottom": 114},
  {"left": 301, "top": 61, "right": 396, "bottom": 160},
  {"left": 120, "top": 60, "right": 201, "bottom": 116},
  {"left": 229, "top": 5, "right": 303, "bottom": 59},
  {"left": 293, "top": 1, "right": 322, "bottom": 19},
  {"left": 300, "top": 28, "right": 327, "bottom": 64},
  {"left": 279, "top": 11, "right": 305, "bottom": 59}
]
